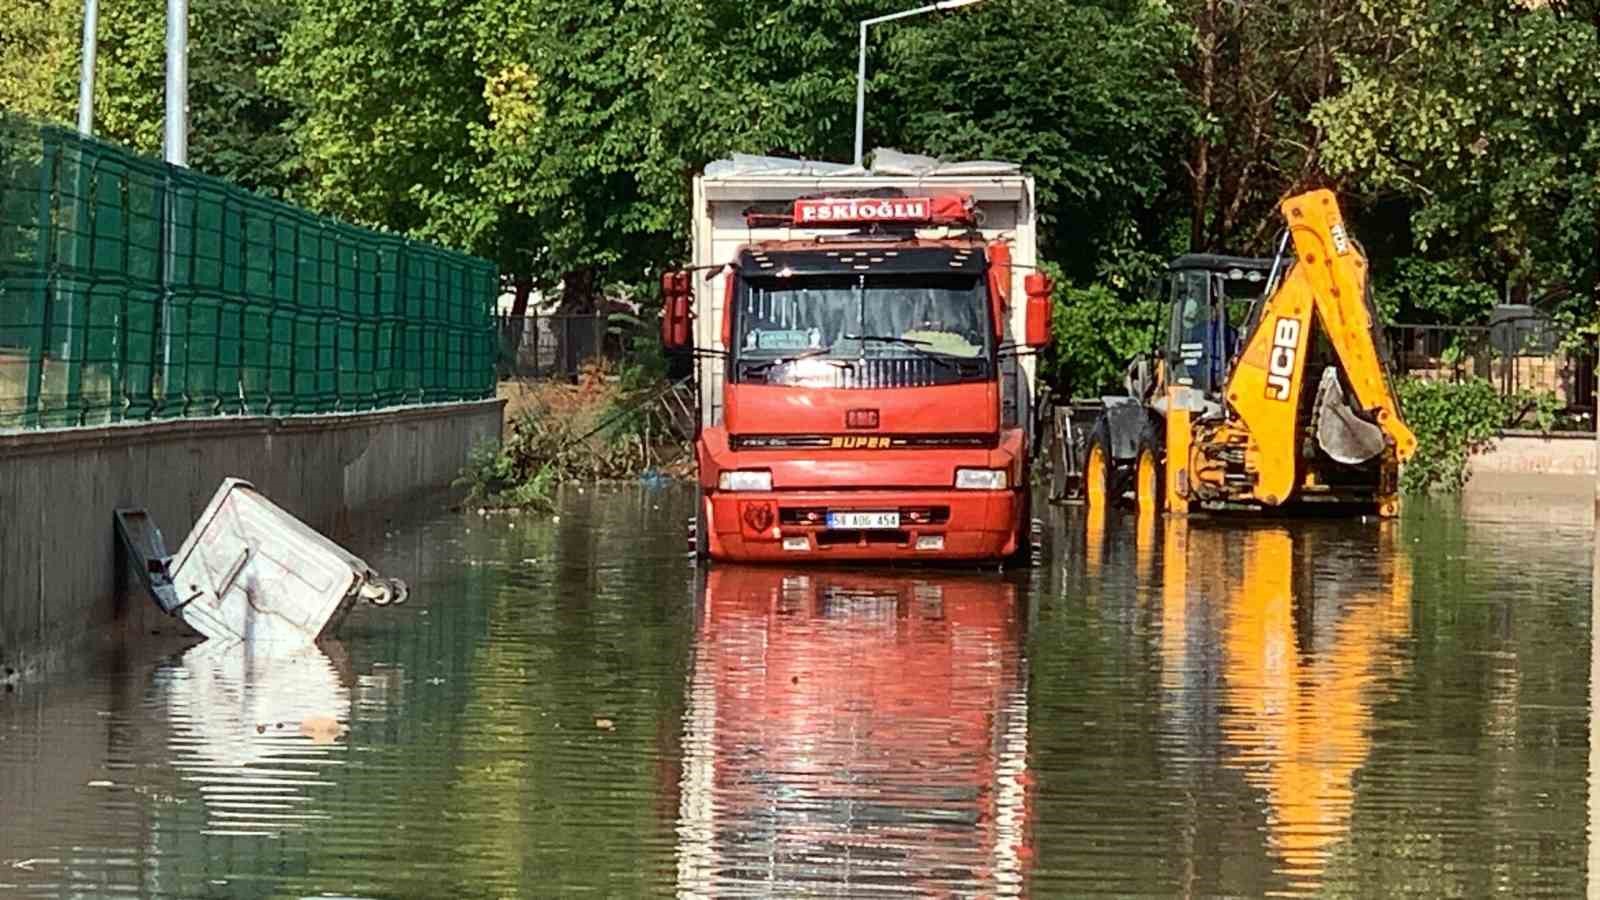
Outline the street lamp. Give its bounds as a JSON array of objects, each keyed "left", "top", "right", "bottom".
[{"left": 854, "top": 0, "right": 986, "bottom": 167}]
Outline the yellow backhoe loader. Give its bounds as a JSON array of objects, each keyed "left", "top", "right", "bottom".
[{"left": 1061, "top": 189, "right": 1417, "bottom": 518}]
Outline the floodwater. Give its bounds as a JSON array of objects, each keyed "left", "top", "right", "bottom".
[{"left": 0, "top": 485, "right": 1593, "bottom": 898}]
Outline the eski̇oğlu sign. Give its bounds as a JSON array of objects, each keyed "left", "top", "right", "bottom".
[{"left": 794, "top": 197, "right": 930, "bottom": 223}]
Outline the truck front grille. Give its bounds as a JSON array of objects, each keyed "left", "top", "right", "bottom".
[{"left": 738, "top": 357, "right": 987, "bottom": 388}]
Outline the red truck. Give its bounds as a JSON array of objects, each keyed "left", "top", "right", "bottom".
[{"left": 660, "top": 154, "right": 1052, "bottom": 563}]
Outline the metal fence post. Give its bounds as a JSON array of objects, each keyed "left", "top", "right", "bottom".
[{"left": 23, "top": 133, "right": 59, "bottom": 428}]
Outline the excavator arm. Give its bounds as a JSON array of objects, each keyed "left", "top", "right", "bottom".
[{"left": 1223, "top": 190, "right": 1417, "bottom": 506}]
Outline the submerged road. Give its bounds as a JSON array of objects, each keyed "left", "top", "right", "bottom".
[{"left": 0, "top": 484, "right": 1593, "bottom": 897}]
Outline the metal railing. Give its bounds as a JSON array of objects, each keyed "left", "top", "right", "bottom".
[
  {"left": 497, "top": 312, "right": 651, "bottom": 381},
  {"left": 1386, "top": 322, "right": 1596, "bottom": 411},
  {"left": 0, "top": 114, "right": 497, "bottom": 430}
]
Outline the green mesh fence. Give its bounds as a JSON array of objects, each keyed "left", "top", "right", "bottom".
[{"left": 0, "top": 115, "right": 497, "bottom": 430}]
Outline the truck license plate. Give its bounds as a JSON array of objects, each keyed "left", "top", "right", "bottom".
[{"left": 826, "top": 511, "right": 900, "bottom": 530}]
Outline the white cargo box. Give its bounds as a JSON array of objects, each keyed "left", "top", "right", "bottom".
[{"left": 165, "top": 478, "right": 398, "bottom": 645}]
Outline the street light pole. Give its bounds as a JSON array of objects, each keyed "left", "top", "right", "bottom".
[
  {"left": 76, "top": 0, "right": 99, "bottom": 135},
  {"left": 853, "top": 0, "right": 985, "bottom": 167},
  {"left": 164, "top": 0, "right": 188, "bottom": 166},
  {"left": 159, "top": 0, "right": 189, "bottom": 407}
]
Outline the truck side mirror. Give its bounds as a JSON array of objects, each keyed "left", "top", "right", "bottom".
[
  {"left": 659, "top": 271, "right": 692, "bottom": 350},
  {"left": 1024, "top": 272, "right": 1053, "bottom": 348},
  {"left": 986, "top": 240, "right": 1012, "bottom": 340}
]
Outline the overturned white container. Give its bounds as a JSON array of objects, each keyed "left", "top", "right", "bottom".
[{"left": 164, "top": 478, "right": 403, "bottom": 645}]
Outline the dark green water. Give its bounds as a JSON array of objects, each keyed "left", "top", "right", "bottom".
[{"left": 0, "top": 485, "right": 1592, "bottom": 897}]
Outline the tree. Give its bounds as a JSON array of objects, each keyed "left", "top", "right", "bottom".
[
  {"left": 460, "top": 0, "right": 675, "bottom": 309},
  {"left": 634, "top": 0, "right": 892, "bottom": 281},
  {"left": 878, "top": 0, "right": 1193, "bottom": 285},
  {"left": 275, "top": 0, "right": 486, "bottom": 241},
  {"left": 1173, "top": 0, "right": 1380, "bottom": 255},
  {"left": 279, "top": 0, "right": 684, "bottom": 308},
  {"left": 0, "top": 0, "right": 300, "bottom": 198},
  {"left": 1314, "top": 0, "right": 1600, "bottom": 320},
  {"left": 0, "top": 0, "right": 79, "bottom": 122}
]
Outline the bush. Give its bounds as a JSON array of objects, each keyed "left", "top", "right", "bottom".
[
  {"left": 455, "top": 440, "right": 557, "bottom": 511},
  {"left": 455, "top": 371, "right": 690, "bottom": 510},
  {"left": 1042, "top": 280, "right": 1162, "bottom": 398},
  {"left": 1396, "top": 377, "right": 1561, "bottom": 494}
]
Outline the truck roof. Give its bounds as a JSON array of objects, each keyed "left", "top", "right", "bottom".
[
  {"left": 737, "top": 243, "right": 986, "bottom": 278},
  {"left": 700, "top": 150, "right": 1031, "bottom": 203}
]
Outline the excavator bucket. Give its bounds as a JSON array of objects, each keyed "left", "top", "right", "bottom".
[{"left": 1312, "top": 367, "right": 1387, "bottom": 465}]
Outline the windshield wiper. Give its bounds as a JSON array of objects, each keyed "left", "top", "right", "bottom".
[
  {"left": 846, "top": 333, "right": 932, "bottom": 347},
  {"left": 844, "top": 334, "right": 961, "bottom": 372}
]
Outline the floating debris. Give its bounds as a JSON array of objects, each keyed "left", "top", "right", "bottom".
[{"left": 117, "top": 478, "right": 407, "bottom": 646}]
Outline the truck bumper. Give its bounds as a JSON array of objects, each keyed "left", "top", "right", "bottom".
[{"left": 704, "top": 489, "right": 1023, "bottom": 563}]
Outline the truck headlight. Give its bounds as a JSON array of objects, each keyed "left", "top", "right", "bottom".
[
  {"left": 954, "top": 468, "right": 1008, "bottom": 490},
  {"left": 718, "top": 469, "right": 773, "bottom": 492}
]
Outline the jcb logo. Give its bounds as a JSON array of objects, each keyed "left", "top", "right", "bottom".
[
  {"left": 830, "top": 436, "right": 891, "bottom": 449},
  {"left": 1265, "top": 317, "right": 1301, "bottom": 401}
]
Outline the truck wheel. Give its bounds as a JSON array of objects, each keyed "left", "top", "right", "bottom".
[
  {"left": 1003, "top": 488, "right": 1039, "bottom": 569},
  {"left": 1133, "top": 428, "right": 1163, "bottom": 520},
  {"left": 694, "top": 495, "right": 709, "bottom": 561},
  {"left": 1084, "top": 421, "right": 1114, "bottom": 517}
]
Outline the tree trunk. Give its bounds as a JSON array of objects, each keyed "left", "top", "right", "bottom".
[
  {"left": 1188, "top": 0, "right": 1220, "bottom": 251},
  {"left": 502, "top": 276, "right": 533, "bottom": 379},
  {"left": 510, "top": 277, "right": 533, "bottom": 318},
  {"left": 559, "top": 267, "right": 599, "bottom": 313}
]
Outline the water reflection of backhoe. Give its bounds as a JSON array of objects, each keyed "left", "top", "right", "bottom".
[
  {"left": 675, "top": 567, "right": 1031, "bottom": 898},
  {"left": 1149, "top": 517, "right": 1412, "bottom": 893}
]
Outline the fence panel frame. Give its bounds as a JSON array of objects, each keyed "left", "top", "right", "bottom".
[{"left": 0, "top": 116, "right": 498, "bottom": 432}]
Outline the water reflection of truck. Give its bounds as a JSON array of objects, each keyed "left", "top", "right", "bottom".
[
  {"left": 674, "top": 567, "right": 1032, "bottom": 896},
  {"left": 659, "top": 153, "right": 1053, "bottom": 562}
]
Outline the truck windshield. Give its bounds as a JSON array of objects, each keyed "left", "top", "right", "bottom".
[{"left": 733, "top": 273, "right": 992, "bottom": 386}]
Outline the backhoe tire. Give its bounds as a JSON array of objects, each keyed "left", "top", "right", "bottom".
[
  {"left": 1083, "top": 421, "right": 1115, "bottom": 519},
  {"left": 1132, "top": 427, "right": 1164, "bottom": 521},
  {"left": 1049, "top": 416, "right": 1070, "bottom": 502}
]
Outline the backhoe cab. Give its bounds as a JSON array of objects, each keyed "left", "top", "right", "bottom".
[{"left": 1081, "top": 189, "right": 1417, "bottom": 518}]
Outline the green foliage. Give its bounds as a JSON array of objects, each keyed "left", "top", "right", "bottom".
[
  {"left": 455, "top": 439, "right": 557, "bottom": 511},
  {"left": 878, "top": 0, "right": 1192, "bottom": 278},
  {"left": 1315, "top": 0, "right": 1600, "bottom": 317},
  {"left": 1373, "top": 257, "right": 1498, "bottom": 326},
  {"left": 1397, "top": 378, "right": 1507, "bottom": 494},
  {"left": 1172, "top": 0, "right": 1372, "bottom": 254},
  {"left": 0, "top": 0, "right": 78, "bottom": 122},
  {"left": 1043, "top": 278, "right": 1163, "bottom": 398},
  {"left": 274, "top": 0, "right": 487, "bottom": 246},
  {"left": 1396, "top": 377, "right": 1563, "bottom": 494}
]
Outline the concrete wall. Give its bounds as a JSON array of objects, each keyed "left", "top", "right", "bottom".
[
  {"left": 1462, "top": 430, "right": 1597, "bottom": 527},
  {"left": 0, "top": 400, "right": 502, "bottom": 673},
  {"left": 1467, "top": 430, "right": 1597, "bottom": 477}
]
